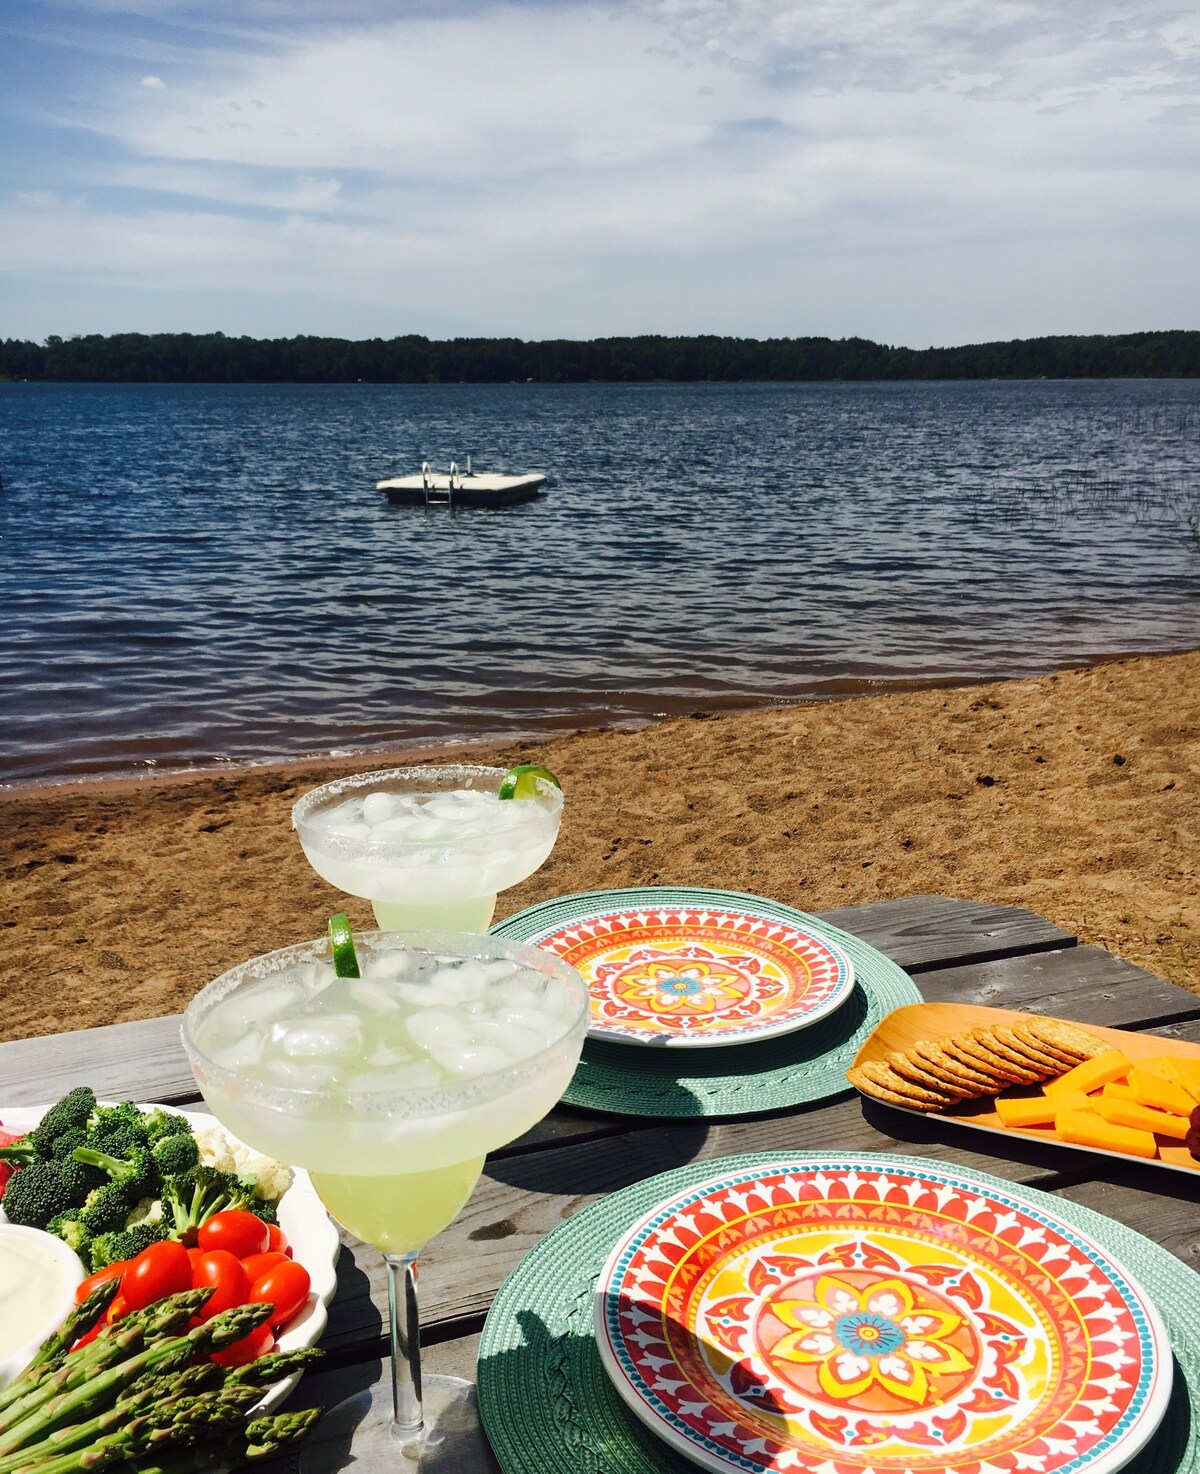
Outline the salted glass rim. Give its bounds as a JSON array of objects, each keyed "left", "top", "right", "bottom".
[
  {"left": 181, "top": 928, "right": 588, "bottom": 1120},
  {"left": 291, "top": 764, "right": 563, "bottom": 858}
]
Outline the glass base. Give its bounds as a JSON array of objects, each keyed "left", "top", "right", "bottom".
[
  {"left": 292, "top": 1375, "right": 496, "bottom": 1472},
  {"left": 371, "top": 894, "right": 497, "bottom": 932}
]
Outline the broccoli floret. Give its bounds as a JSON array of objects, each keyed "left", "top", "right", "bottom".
[
  {"left": 89, "top": 1221, "right": 169, "bottom": 1271},
  {"left": 79, "top": 1180, "right": 142, "bottom": 1234},
  {"left": 46, "top": 1209, "right": 93, "bottom": 1259},
  {"left": 73, "top": 1142, "right": 159, "bottom": 1199},
  {"left": 59, "top": 1155, "right": 106, "bottom": 1200},
  {"left": 30, "top": 1086, "right": 98, "bottom": 1154},
  {"left": 3, "top": 1161, "right": 75, "bottom": 1229},
  {"left": 0, "top": 1135, "right": 40, "bottom": 1167},
  {"left": 160, "top": 1165, "right": 255, "bottom": 1240},
  {"left": 86, "top": 1102, "right": 150, "bottom": 1147},
  {"left": 152, "top": 1132, "right": 200, "bottom": 1177},
  {"left": 142, "top": 1109, "right": 192, "bottom": 1146}
]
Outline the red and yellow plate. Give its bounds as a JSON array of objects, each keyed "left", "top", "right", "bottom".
[
  {"left": 594, "top": 1156, "right": 1171, "bottom": 1474},
  {"left": 525, "top": 902, "right": 855, "bottom": 1048}
]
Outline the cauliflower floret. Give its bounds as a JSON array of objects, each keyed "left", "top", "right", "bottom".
[
  {"left": 193, "top": 1126, "right": 238, "bottom": 1173},
  {"left": 125, "top": 1196, "right": 164, "bottom": 1227},
  {"left": 195, "top": 1125, "right": 293, "bottom": 1202}
]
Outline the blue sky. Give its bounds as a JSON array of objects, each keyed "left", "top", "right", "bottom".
[{"left": 2, "top": 0, "right": 1198, "bottom": 344}]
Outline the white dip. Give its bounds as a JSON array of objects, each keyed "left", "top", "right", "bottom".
[{"left": 0, "top": 1226, "right": 83, "bottom": 1383}]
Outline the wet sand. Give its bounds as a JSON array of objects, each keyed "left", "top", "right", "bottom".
[{"left": 2, "top": 649, "right": 1197, "bottom": 1043}]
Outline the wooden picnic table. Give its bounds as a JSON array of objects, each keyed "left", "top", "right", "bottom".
[{"left": 5, "top": 892, "right": 1200, "bottom": 1471}]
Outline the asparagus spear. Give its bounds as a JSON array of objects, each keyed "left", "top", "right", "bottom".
[
  {"left": 0, "top": 1291, "right": 213, "bottom": 1439},
  {"left": 0, "top": 1303, "right": 272, "bottom": 1457},
  {"left": 0, "top": 1282, "right": 121, "bottom": 1419},
  {"left": 117, "top": 1409, "right": 323, "bottom": 1474},
  {"left": 6, "top": 1394, "right": 248, "bottom": 1474},
  {"left": 223, "top": 1347, "right": 324, "bottom": 1390},
  {"left": 0, "top": 1367, "right": 224, "bottom": 1474}
]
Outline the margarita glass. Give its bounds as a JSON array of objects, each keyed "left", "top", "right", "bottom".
[
  {"left": 292, "top": 764, "right": 563, "bottom": 932},
  {"left": 182, "top": 927, "right": 588, "bottom": 1468}
]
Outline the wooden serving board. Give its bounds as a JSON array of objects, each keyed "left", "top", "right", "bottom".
[{"left": 852, "top": 1002, "right": 1200, "bottom": 1176}]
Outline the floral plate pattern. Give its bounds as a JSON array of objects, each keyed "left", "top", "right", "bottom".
[
  {"left": 526, "top": 904, "right": 855, "bottom": 1047},
  {"left": 594, "top": 1158, "right": 1171, "bottom": 1474}
]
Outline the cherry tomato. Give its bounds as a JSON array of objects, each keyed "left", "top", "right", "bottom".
[
  {"left": 74, "top": 1261, "right": 128, "bottom": 1305},
  {"left": 192, "top": 1250, "right": 250, "bottom": 1319},
  {"left": 266, "top": 1223, "right": 290, "bottom": 1257},
  {"left": 250, "top": 1260, "right": 311, "bottom": 1329},
  {"left": 239, "top": 1251, "right": 288, "bottom": 1285},
  {"left": 186, "top": 1247, "right": 204, "bottom": 1270},
  {"left": 210, "top": 1322, "right": 275, "bottom": 1368},
  {"left": 197, "top": 1210, "right": 270, "bottom": 1259},
  {"left": 105, "top": 1294, "right": 129, "bottom": 1324},
  {"left": 70, "top": 1321, "right": 105, "bottom": 1351},
  {"left": 122, "top": 1241, "right": 193, "bottom": 1312}
]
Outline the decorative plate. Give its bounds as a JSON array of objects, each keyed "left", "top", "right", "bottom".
[
  {"left": 525, "top": 903, "right": 855, "bottom": 1048},
  {"left": 594, "top": 1157, "right": 1171, "bottom": 1474},
  {"left": 0, "top": 1104, "right": 340, "bottom": 1414}
]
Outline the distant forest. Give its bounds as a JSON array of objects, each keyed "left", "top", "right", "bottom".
[{"left": 2, "top": 329, "right": 1199, "bottom": 383}]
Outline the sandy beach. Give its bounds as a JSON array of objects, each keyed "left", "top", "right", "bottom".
[{"left": 1, "top": 649, "right": 1197, "bottom": 1044}]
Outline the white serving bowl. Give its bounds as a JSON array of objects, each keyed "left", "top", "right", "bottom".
[{"left": 0, "top": 1214, "right": 85, "bottom": 1385}]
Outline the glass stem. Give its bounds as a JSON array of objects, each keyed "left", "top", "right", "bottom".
[{"left": 386, "top": 1252, "right": 423, "bottom": 1439}]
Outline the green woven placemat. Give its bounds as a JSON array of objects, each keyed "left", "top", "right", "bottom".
[
  {"left": 477, "top": 1151, "right": 1196, "bottom": 1474},
  {"left": 490, "top": 888, "right": 921, "bottom": 1117}
]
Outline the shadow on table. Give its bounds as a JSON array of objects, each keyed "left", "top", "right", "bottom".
[
  {"left": 485, "top": 1118, "right": 711, "bottom": 1197},
  {"left": 477, "top": 1309, "right": 1195, "bottom": 1474}
]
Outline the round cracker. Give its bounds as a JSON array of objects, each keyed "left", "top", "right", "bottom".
[
  {"left": 992, "top": 1025, "right": 1068, "bottom": 1074},
  {"left": 886, "top": 1050, "right": 976, "bottom": 1101},
  {"left": 860, "top": 1060, "right": 958, "bottom": 1108},
  {"left": 848, "top": 1065, "right": 940, "bottom": 1111},
  {"left": 1024, "top": 1017, "right": 1105, "bottom": 1061},
  {"left": 911, "top": 1040, "right": 996, "bottom": 1094},
  {"left": 966, "top": 1029, "right": 1047, "bottom": 1083},
  {"left": 942, "top": 1037, "right": 1024, "bottom": 1087}
]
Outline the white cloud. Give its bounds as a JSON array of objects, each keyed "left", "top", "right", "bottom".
[{"left": 5, "top": 0, "right": 1200, "bottom": 339}]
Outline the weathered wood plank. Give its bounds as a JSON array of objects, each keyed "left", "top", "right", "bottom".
[
  {"left": 814, "top": 894, "right": 1075, "bottom": 972},
  {"left": 0, "top": 1015, "right": 202, "bottom": 1108},
  {"left": 916, "top": 943, "right": 1200, "bottom": 1026},
  {"left": 0, "top": 897, "right": 1076, "bottom": 1109}
]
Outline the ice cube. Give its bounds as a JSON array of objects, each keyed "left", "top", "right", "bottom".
[
  {"left": 348, "top": 977, "right": 401, "bottom": 1013},
  {"left": 406, "top": 1008, "right": 472, "bottom": 1052},
  {"left": 222, "top": 982, "right": 306, "bottom": 1030},
  {"left": 493, "top": 1006, "right": 564, "bottom": 1046},
  {"left": 368, "top": 1041, "right": 414, "bottom": 1068},
  {"left": 362, "top": 791, "right": 399, "bottom": 825},
  {"left": 482, "top": 960, "right": 518, "bottom": 982},
  {"left": 278, "top": 1015, "right": 363, "bottom": 1058},
  {"left": 433, "top": 959, "right": 489, "bottom": 1004},
  {"left": 474, "top": 1016, "right": 545, "bottom": 1061},
  {"left": 390, "top": 1060, "right": 444, "bottom": 1090},
  {"left": 211, "top": 1031, "right": 266, "bottom": 1069},
  {"left": 266, "top": 1059, "right": 340, "bottom": 1090},
  {"left": 395, "top": 981, "right": 434, "bottom": 1006},
  {"left": 491, "top": 975, "right": 545, "bottom": 1010},
  {"left": 429, "top": 1043, "right": 513, "bottom": 1078},
  {"left": 365, "top": 950, "right": 413, "bottom": 981}
]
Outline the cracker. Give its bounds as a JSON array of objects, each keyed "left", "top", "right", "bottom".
[
  {"left": 848, "top": 1066, "right": 940, "bottom": 1111},
  {"left": 1023, "top": 1017, "right": 1106, "bottom": 1061},
  {"left": 1009, "top": 1022, "right": 1079, "bottom": 1067},
  {"left": 992, "top": 1025, "right": 1067, "bottom": 1074},
  {"left": 911, "top": 1039, "right": 996, "bottom": 1094},
  {"left": 886, "top": 1050, "right": 976, "bottom": 1101},
  {"left": 966, "top": 1029, "right": 1047, "bottom": 1084},
  {"left": 860, "top": 1060, "right": 958, "bottom": 1108},
  {"left": 942, "top": 1037, "right": 1025, "bottom": 1087}
]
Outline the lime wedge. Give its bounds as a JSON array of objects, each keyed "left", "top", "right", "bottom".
[
  {"left": 329, "top": 913, "right": 361, "bottom": 978},
  {"left": 497, "top": 764, "right": 562, "bottom": 800}
]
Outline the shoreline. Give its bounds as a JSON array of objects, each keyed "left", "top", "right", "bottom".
[
  {"left": 2, "top": 648, "right": 1198, "bottom": 1044},
  {"left": 4, "top": 644, "right": 1195, "bottom": 798}
]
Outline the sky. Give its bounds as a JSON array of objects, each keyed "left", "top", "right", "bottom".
[{"left": 2, "top": 0, "right": 1198, "bottom": 346}]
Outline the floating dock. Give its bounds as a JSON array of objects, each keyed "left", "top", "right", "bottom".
[{"left": 377, "top": 461, "right": 546, "bottom": 508}]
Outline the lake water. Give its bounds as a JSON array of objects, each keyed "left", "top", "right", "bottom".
[{"left": 1, "top": 379, "right": 1197, "bottom": 785}]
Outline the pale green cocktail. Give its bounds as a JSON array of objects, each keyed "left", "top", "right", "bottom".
[
  {"left": 292, "top": 764, "right": 562, "bottom": 932},
  {"left": 182, "top": 928, "right": 588, "bottom": 1462}
]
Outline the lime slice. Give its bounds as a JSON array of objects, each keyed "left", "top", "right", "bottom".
[
  {"left": 329, "top": 913, "right": 361, "bottom": 978},
  {"left": 497, "top": 764, "right": 562, "bottom": 800}
]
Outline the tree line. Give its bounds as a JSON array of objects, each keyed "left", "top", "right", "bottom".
[{"left": 2, "top": 330, "right": 1198, "bottom": 383}]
